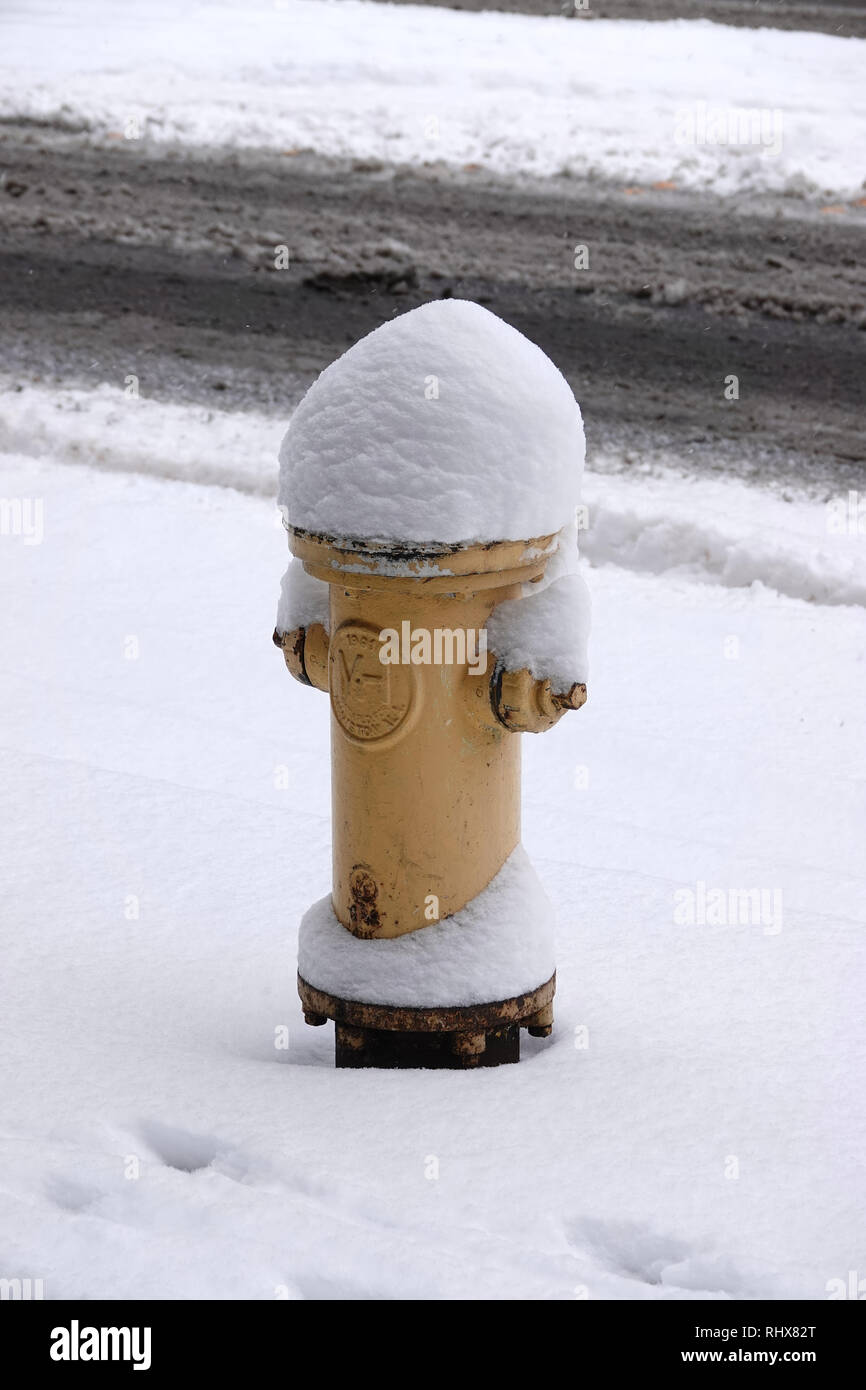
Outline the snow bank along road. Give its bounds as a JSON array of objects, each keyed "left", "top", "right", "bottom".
[{"left": 1, "top": 1, "right": 863, "bottom": 197}]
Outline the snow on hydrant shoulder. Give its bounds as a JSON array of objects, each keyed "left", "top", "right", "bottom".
[
  {"left": 273, "top": 299, "right": 591, "bottom": 1069},
  {"left": 278, "top": 298, "right": 585, "bottom": 547}
]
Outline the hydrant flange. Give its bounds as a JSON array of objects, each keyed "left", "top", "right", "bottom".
[{"left": 297, "top": 971, "right": 556, "bottom": 1069}]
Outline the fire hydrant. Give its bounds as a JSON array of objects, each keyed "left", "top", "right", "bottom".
[{"left": 273, "top": 300, "right": 589, "bottom": 1068}]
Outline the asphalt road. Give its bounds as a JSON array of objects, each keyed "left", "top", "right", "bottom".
[
  {"left": 377, "top": 0, "right": 866, "bottom": 38},
  {"left": 0, "top": 125, "right": 863, "bottom": 494}
]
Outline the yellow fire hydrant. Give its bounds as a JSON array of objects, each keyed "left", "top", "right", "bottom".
[{"left": 274, "top": 300, "right": 589, "bottom": 1067}]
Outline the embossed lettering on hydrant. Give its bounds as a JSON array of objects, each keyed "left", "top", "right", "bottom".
[{"left": 329, "top": 622, "right": 413, "bottom": 742}]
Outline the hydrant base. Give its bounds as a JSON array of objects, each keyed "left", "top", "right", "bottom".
[{"left": 298, "top": 972, "right": 555, "bottom": 1070}]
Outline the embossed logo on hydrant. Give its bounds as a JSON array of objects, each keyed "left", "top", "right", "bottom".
[{"left": 329, "top": 622, "right": 413, "bottom": 741}]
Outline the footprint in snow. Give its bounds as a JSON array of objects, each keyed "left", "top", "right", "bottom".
[
  {"left": 567, "top": 1216, "right": 792, "bottom": 1299},
  {"left": 137, "top": 1119, "right": 247, "bottom": 1179}
]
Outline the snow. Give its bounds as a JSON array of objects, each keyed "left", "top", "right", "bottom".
[
  {"left": 488, "top": 571, "right": 591, "bottom": 690},
  {"left": 3, "top": 378, "right": 864, "bottom": 603},
  {"left": 2, "top": 0, "right": 864, "bottom": 1305},
  {"left": 1, "top": 0, "right": 864, "bottom": 199},
  {"left": 299, "top": 847, "right": 554, "bottom": 1006},
  {"left": 275, "top": 557, "right": 330, "bottom": 635},
  {"left": 0, "top": 380, "right": 281, "bottom": 495},
  {"left": 1, "top": 436, "right": 864, "bottom": 1299},
  {"left": 582, "top": 461, "right": 866, "bottom": 608},
  {"left": 278, "top": 300, "right": 585, "bottom": 547}
]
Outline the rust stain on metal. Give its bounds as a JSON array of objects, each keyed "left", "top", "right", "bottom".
[
  {"left": 273, "top": 625, "right": 312, "bottom": 686},
  {"left": 348, "top": 864, "right": 381, "bottom": 936},
  {"left": 299, "top": 972, "right": 555, "bottom": 1034},
  {"left": 299, "top": 973, "right": 556, "bottom": 1069}
]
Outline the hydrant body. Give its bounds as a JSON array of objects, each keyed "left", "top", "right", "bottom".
[
  {"left": 273, "top": 299, "right": 589, "bottom": 1068},
  {"left": 291, "top": 530, "right": 557, "bottom": 939}
]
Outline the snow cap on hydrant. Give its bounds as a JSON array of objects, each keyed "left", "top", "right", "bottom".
[
  {"left": 274, "top": 299, "right": 590, "bottom": 1068},
  {"left": 278, "top": 298, "right": 585, "bottom": 547}
]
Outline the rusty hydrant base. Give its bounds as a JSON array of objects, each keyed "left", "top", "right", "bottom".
[{"left": 298, "top": 972, "right": 555, "bottom": 1069}]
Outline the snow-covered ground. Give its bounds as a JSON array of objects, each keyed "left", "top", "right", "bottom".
[
  {"left": 1, "top": 402, "right": 864, "bottom": 1297},
  {"left": 2, "top": 0, "right": 864, "bottom": 1306},
  {"left": 1, "top": 0, "right": 864, "bottom": 198}
]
